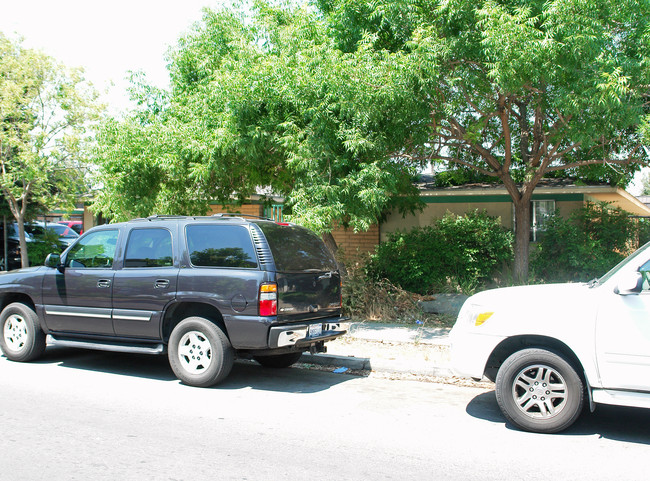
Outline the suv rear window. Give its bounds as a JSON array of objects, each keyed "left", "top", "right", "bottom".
[
  {"left": 186, "top": 224, "right": 258, "bottom": 268},
  {"left": 257, "top": 222, "right": 337, "bottom": 272}
]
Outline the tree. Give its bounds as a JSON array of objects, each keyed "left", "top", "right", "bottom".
[
  {"left": 0, "top": 33, "right": 101, "bottom": 267},
  {"left": 322, "top": 0, "right": 650, "bottom": 281},
  {"left": 94, "top": 1, "right": 650, "bottom": 282},
  {"left": 93, "top": 3, "right": 428, "bottom": 248}
]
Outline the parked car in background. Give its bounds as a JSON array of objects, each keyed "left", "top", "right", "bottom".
[
  {"left": 0, "top": 221, "right": 76, "bottom": 271},
  {"left": 451, "top": 242, "right": 650, "bottom": 433},
  {"left": 27, "top": 222, "right": 80, "bottom": 247},
  {"left": 0, "top": 214, "right": 349, "bottom": 387},
  {"left": 58, "top": 220, "right": 83, "bottom": 235}
]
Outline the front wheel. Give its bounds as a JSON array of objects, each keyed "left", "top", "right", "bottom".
[
  {"left": 495, "top": 348, "right": 584, "bottom": 434},
  {"left": 254, "top": 352, "right": 303, "bottom": 368},
  {"left": 0, "top": 302, "right": 46, "bottom": 362},
  {"left": 168, "top": 317, "right": 234, "bottom": 387}
]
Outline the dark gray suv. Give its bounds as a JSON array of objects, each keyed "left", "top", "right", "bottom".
[{"left": 0, "top": 215, "right": 348, "bottom": 387}]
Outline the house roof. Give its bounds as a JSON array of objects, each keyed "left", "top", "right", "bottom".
[{"left": 416, "top": 175, "right": 650, "bottom": 217}]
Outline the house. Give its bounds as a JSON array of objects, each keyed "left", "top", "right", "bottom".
[
  {"left": 66, "top": 178, "right": 650, "bottom": 262},
  {"left": 381, "top": 177, "right": 650, "bottom": 243}
]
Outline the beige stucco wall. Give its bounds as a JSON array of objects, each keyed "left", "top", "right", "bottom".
[
  {"left": 83, "top": 206, "right": 95, "bottom": 231},
  {"left": 555, "top": 200, "right": 583, "bottom": 218},
  {"left": 381, "top": 201, "right": 513, "bottom": 241},
  {"left": 381, "top": 199, "right": 587, "bottom": 242}
]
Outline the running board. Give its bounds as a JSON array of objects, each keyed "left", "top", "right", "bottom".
[
  {"left": 592, "top": 388, "right": 650, "bottom": 409},
  {"left": 47, "top": 335, "right": 165, "bottom": 355}
]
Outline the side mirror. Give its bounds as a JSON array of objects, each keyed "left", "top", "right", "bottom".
[
  {"left": 614, "top": 272, "right": 643, "bottom": 296},
  {"left": 44, "top": 253, "right": 62, "bottom": 270}
]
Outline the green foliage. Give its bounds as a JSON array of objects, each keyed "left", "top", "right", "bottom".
[
  {"left": 92, "top": 0, "right": 650, "bottom": 283},
  {"left": 365, "top": 210, "right": 513, "bottom": 294},
  {"left": 432, "top": 167, "right": 499, "bottom": 187},
  {"left": 0, "top": 33, "right": 101, "bottom": 266},
  {"left": 638, "top": 218, "right": 650, "bottom": 246},
  {"left": 26, "top": 229, "right": 63, "bottom": 267},
  {"left": 531, "top": 202, "right": 639, "bottom": 282},
  {"left": 93, "top": 2, "right": 428, "bottom": 229},
  {"left": 319, "top": 0, "right": 650, "bottom": 280}
]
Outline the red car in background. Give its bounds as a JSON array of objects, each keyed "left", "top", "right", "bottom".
[{"left": 58, "top": 220, "right": 83, "bottom": 235}]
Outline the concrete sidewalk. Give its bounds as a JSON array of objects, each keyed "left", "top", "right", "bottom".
[{"left": 300, "top": 322, "right": 454, "bottom": 378}]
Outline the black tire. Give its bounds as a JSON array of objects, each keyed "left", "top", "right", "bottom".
[
  {"left": 254, "top": 352, "right": 303, "bottom": 368},
  {"left": 168, "top": 316, "right": 234, "bottom": 387},
  {"left": 0, "top": 302, "right": 46, "bottom": 362},
  {"left": 495, "top": 348, "right": 584, "bottom": 434}
]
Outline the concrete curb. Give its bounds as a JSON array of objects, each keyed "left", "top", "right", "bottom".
[
  {"left": 299, "top": 351, "right": 455, "bottom": 378},
  {"left": 296, "top": 321, "right": 455, "bottom": 378}
]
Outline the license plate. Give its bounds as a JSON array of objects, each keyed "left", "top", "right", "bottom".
[{"left": 309, "top": 323, "right": 323, "bottom": 338}]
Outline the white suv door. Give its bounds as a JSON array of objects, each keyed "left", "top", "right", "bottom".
[{"left": 595, "top": 260, "right": 650, "bottom": 391}]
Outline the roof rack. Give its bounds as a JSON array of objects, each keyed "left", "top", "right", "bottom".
[
  {"left": 211, "top": 213, "right": 271, "bottom": 221},
  {"left": 146, "top": 215, "right": 189, "bottom": 220},
  {"left": 131, "top": 215, "right": 190, "bottom": 222}
]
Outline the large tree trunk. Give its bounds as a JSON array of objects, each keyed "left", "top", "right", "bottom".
[{"left": 512, "top": 198, "right": 531, "bottom": 284}]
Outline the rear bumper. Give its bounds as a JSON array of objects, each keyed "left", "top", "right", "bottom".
[{"left": 269, "top": 318, "right": 350, "bottom": 348}]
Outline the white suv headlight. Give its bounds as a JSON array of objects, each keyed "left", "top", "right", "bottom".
[{"left": 457, "top": 302, "right": 494, "bottom": 328}]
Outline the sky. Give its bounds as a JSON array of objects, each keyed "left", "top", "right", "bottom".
[{"left": 0, "top": 0, "right": 224, "bottom": 113}]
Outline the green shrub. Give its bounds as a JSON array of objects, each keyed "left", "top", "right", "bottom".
[
  {"left": 27, "top": 228, "right": 63, "bottom": 266},
  {"left": 531, "top": 201, "right": 636, "bottom": 282},
  {"left": 365, "top": 210, "right": 513, "bottom": 294},
  {"left": 638, "top": 218, "right": 650, "bottom": 246}
]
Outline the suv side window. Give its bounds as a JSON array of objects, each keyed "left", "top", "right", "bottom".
[
  {"left": 124, "top": 228, "right": 173, "bottom": 268},
  {"left": 65, "top": 230, "right": 119, "bottom": 268},
  {"left": 186, "top": 225, "right": 258, "bottom": 268}
]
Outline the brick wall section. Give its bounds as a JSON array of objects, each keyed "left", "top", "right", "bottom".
[
  {"left": 207, "top": 204, "right": 264, "bottom": 217},
  {"left": 331, "top": 224, "right": 380, "bottom": 262}
]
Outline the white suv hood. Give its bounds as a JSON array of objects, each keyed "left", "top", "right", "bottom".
[{"left": 458, "top": 282, "right": 597, "bottom": 337}]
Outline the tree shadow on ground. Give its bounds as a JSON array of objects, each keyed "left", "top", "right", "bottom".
[{"left": 466, "top": 390, "right": 650, "bottom": 445}]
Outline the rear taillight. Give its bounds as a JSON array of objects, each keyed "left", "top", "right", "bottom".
[{"left": 259, "top": 282, "right": 278, "bottom": 317}]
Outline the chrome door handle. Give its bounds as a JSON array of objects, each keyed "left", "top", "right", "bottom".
[
  {"left": 97, "top": 279, "right": 111, "bottom": 288},
  {"left": 154, "top": 279, "right": 170, "bottom": 289}
]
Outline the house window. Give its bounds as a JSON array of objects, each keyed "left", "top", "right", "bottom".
[{"left": 531, "top": 200, "right": 555, "bottom": 242}]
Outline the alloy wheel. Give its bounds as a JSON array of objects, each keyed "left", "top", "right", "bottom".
[{"left": 512, "top": 364, "right": 568, "bottom": 419}]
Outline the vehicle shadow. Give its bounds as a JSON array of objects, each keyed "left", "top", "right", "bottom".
[
  {"left": 32, "top": 346, "right": 358, "bottom": 394},
  {"left": 466, "top": 390, "right": 650, "bottom": 444},
  {"left": 220, "top": 360, "right": 363, "bottom": 393}
]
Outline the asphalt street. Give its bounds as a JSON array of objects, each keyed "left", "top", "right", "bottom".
[{"left": 1, "top": 346, "right": 649, "bottom": 481}]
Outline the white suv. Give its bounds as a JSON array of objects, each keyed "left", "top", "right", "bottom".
[{"left": 450, "top": 242, "right": 650, "bottom": 433}]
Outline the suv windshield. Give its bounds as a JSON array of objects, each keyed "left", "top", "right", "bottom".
[{"left": 257, "top": 222, "right": 337, "bottom": 272}]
